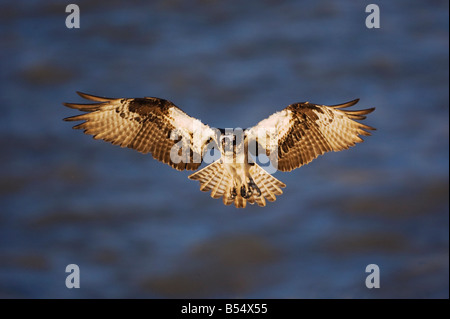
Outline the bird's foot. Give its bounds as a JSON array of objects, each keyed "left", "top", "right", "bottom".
[
  {"left": 230, "top": 187, "right": 237, "bottom": 199},
  {"left": 237, "top": 179, "right": 261, "bottom": 199},
  {"left": 248, "top": 178, "right": 261, "bottom": 197}
]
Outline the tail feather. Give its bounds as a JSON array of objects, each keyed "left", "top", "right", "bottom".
[
  {"left": 189, "top": 160, "right": 234, "bottom": 205},
  {"left": 234, "top": 194, "right": 247, "bottom": 208},
  {"left": 255, "top": 195, "right": 266, "bottom": 207},
  {"left": 249, "top": 164, "right": 286, "bottom": 205},
  {"left": 249, "top": 189, "right": 266, "bottom": 207},
  {"left": 252, "top": 172, "right": 275, "bottom": 202},
  {"left": 247, "top": 193, "right": 255, "bottom": 205},
  {"left": 188, "top": 161, "right": 223, "bottom": 191},
  {"left": 189, "top": 161, "right": 286, "bottom": 208},
  {"left": 200, "top": 168, "right": 221, "bottom": 192},
  {"left": 222, "top": 174, "right": 235, "bottom": 206},
  {"left": 211, "top": 169, "right": 230, "bottom": 199}
]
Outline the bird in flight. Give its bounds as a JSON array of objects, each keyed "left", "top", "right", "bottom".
[{"left": 63, "top": 92, "right": 375, "bottom": 208}]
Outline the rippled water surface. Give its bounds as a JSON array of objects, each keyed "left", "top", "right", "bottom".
[{"left": 0, "top": 0, "right": 448, "bottom": 298}]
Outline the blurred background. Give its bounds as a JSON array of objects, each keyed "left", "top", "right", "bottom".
[{"left": 0, "top": 0, "right": 448, "bottom": 298}]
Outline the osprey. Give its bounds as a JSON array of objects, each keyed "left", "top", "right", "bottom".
[{"left": 63, "top": 92, "right": 375, "bottom": 208}]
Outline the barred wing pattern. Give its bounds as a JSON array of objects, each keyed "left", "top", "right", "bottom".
[
  {"left": 64, "top": 92, "right": 216, "bottom": 171},
  {"left": 64, "top": 92, "right": 376, "bottom": 208},
  {"left": 246, "top": 99, "right": 375, "bottom": 172}
]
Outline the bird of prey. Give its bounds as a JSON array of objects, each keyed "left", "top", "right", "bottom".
[{"left": 63, "top": 92, "right": 375, "bottom": 208}]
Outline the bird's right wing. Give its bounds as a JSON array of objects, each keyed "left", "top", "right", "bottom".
[{"left": 64, "top": 92, "right": 218, "bottom": 170}]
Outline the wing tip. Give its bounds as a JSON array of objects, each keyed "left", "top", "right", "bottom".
[
  {"left": 76, "top": 91, "right": 115, "bottom": 102},
  {"left": 331, "top": 98, "right": 360, "bottom": 108},
  {"left": 76, "top": 91, "right": 92, "bottom": 100},
  {"left": 362, "top": 124, "right": 376, "bottom": 131},
  {"left": 63, "top": 115, "right": 74, "bottom": 122},
  {"left": 62, "top": 102, "right": 103, "bottom": 111}
]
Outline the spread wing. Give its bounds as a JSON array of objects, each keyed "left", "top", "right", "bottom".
[
  {"left": 246, "top": 99, "right": 375, "bottom": 172},
  {"left": 63, "top": 92, "right": 217, "bottom": 170}
]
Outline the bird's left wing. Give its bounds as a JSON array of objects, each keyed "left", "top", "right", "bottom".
[
  {"left": 245, "top": 99, "right": 375, "bottom": 172},
  {"left": 64, "top": 92, "right": 218, "bottom": 170}
]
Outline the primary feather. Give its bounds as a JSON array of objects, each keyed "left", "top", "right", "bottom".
[{"left": 64, "top": 93, "right": 375, "bottom": 207}]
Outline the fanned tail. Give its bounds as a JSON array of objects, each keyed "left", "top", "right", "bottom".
[
  {"left": 248, "top": 164, "right": 286, "bottom": 207},
  {"left": 188, "top": 160, "right": 233, "bottom": 205},
  {"left": 189, "top": 161, "right": 286, "bottom": 208}
]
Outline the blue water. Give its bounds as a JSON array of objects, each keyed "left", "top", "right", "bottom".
[{"left": 0, "top": 0, "right": 448, "bottom": 298}]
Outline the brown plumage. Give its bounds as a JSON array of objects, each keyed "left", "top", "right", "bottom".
[
  {"left": 246, "top": 99, "right": 375, "bottom": 172},
  {"left": 64, "top": 92, "right": 213, "bottom": 171},
  {"left": 64, "top": 92, "right": 375, "bottom": 208}
]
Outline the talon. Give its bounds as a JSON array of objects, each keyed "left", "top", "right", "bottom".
[
  {"left": 248, "top": 178, "right": 261, "bottom": 197},
  {"left": 230, "top": 187, "right": 237, "bottom": 199},
  {"left": 240, "top": 185, "right": 247, "bottom": 198}
]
